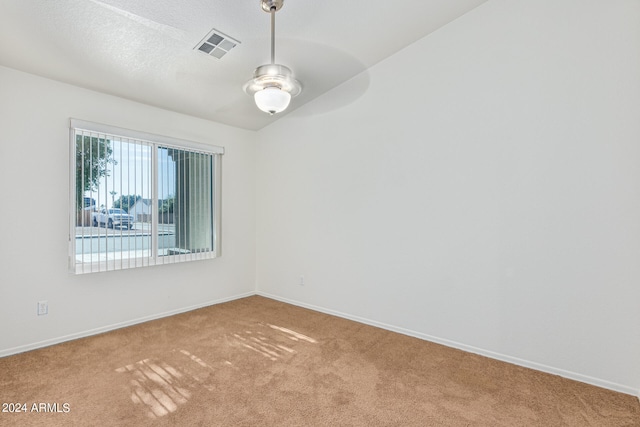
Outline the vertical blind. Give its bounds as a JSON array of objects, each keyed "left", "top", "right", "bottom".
[{"left": 69, "top": 120, "right": 223, "bottom": 274}]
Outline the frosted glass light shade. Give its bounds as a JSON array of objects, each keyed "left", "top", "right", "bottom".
[
  {"left": 254, "top": 87, "right": 291, "bottom": 114},
  {"left": 244, "top": 64, "right": 301, "bottom": 114}
]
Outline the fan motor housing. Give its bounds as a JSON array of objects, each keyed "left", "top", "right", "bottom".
[{"left": 261, "top": 0, "right": 284, "bottom": 13}]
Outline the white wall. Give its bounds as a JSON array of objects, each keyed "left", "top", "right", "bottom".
[
  {"left": 0, "top": 66, "right": 256, "bottom": 355},
  {"left": 256, "top": 0, "right": 640, "bottom": 395}
]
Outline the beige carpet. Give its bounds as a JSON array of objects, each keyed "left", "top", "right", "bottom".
[{"left": 0, "top": 296, "right": 638, "bottom": 426}]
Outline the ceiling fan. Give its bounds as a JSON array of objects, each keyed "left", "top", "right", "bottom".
[{"left": 243, "top": 0, "right": 302, "bottom": 115}]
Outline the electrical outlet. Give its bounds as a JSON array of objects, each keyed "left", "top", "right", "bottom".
[
  {"left": 299, "top": 276, "right": 304, "bottom": 286},
  {"left": 37, "top": 300, "right": 48, "bottom": 316}
]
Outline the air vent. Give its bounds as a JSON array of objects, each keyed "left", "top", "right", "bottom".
[{"left": 195, "top": 28, "right": 240, "bottom": 59}]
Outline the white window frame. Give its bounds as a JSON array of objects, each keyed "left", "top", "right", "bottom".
[{"left": 69, "top": 119, "right": 223, "bottom": 274}]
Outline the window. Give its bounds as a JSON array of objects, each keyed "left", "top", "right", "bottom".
[{"left": 69, "top": 119, "right": 223, "bottom": 274}]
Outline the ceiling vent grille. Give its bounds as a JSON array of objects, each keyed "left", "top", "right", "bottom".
[{"left": 195, "top": 28, "right": 240, "bottom": 59}]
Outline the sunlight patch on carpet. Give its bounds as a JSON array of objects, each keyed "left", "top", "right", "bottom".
[
  {"left": 115, "top": 350, "right": 220, "bottom": 419},
  {"left": 116, "top": 359, "right": 192, "bottom": 418},
  {"left": 232, "top": 332, "right": 283, "bottom": 361},
  {"left": 179, "top": 349, "right": 212, "bottom": 369},
  {"left": 267, "top": 324, "right": 317, "bottom": 343},
  {"left": 227, "top": 323, "right": 316, "bottom": 362}
]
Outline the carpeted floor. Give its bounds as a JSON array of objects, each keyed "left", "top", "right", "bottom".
[{"left": 1, "top": 296, "right": 638, "bottom": 426}]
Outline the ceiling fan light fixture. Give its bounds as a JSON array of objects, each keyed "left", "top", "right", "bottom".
[
  {"left": 254, "top": 87, "right": 291, "bottom": 115},
  {"left": 244, "top": 0, "right": 301, "bottom": 115}
]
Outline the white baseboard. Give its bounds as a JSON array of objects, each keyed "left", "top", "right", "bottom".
[
  {"left": 0, "top": 291, "right": 255, "bottom": 358},
  {"left": 257, "top": 291, "right": 640, "bottom": 398}
]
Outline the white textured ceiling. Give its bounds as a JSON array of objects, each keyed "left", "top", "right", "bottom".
[{"left": 0, "top": 0, "right": 488, "bottom": 130}]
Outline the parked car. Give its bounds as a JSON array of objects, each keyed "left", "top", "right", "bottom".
[{"left": 92, "top": 208, "right": 134, "bottom": 229}]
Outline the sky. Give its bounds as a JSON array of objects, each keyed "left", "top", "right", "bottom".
[{"left": 89, "top": 139, "right": 176, "bottom": 209}]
